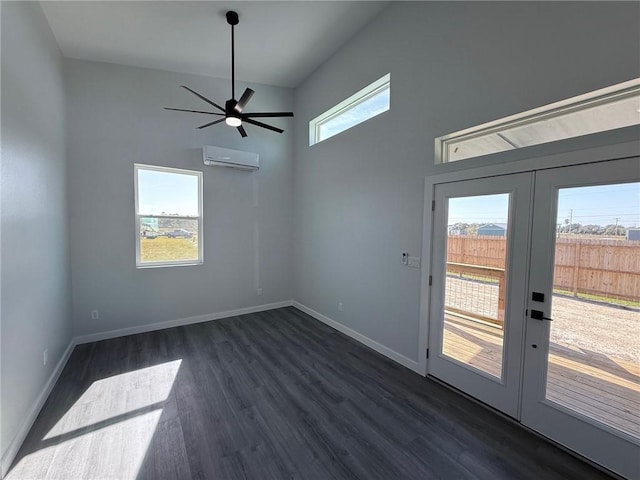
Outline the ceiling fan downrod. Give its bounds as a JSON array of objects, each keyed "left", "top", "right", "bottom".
[
  {"left": 164, "top": 9, "right": 294, "bottom": 137},
  {"left": 226, "top": 11, "right": 239, "bottom": 101}
]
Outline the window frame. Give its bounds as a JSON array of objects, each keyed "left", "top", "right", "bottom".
[
  {"left": 309, "top": 73, "right": 390, "bottom": 146},
  {"left": 134, "top": 163, "right": 203, "bottom": 268},
  {"left": 435, "top": 78, "right": 640, "bottom": 164}
]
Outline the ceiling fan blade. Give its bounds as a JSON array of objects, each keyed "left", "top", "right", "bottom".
[
  {"left": 180, "top": 86, "right": 226, "bottom": 113},
  {"left": 243, "top": 117, "right": 284, "bottom": 134},
  {"left": 242, "top": 112, "right": 294, "bottom": 118},
  {"left": 234, "top": 88, "right": 255, "bottom": 113},
  {"left": 237, "top": 125, "right": 248, "bottom": 138},
  {"left": 197, "top": 118, "right": 226, "bottom": 130},
  {"left": 165, "top": 107, "right": 224, "bottom": 115}
]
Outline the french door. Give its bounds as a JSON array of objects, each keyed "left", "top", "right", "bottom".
[
  {"left": 428, "top": 157, "right": 640, "bottom": 479},
  {"left": 521, "top": 159, "right": 640, "bottom": 480},
  {"left": 428, "top": 172, "right": 533, "bottom": 418}
]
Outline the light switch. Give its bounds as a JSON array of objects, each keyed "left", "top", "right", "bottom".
[{"left": 408, "top": 256, "right": 421, "bottom": 268}]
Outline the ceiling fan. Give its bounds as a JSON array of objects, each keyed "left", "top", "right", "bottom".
[{"left": 165, "top": 10, "right": 294, "bottom": 138}]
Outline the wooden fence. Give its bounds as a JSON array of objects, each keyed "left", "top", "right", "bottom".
[{"left": 446, "top": 236, "right": 640, "bottom": 302}]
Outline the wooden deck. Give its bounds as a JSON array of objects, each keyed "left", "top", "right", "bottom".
[{"left": 443, "top": 314, "right": 640, "bottom": 439}]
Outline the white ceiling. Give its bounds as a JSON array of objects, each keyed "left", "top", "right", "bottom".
[{"left": 41, "top": 1, "right": 390, "bottom": 88}]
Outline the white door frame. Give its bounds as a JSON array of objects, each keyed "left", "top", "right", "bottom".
[
  {"left": 427, "top": 173, "right": 533, "bottom": 418},
  {"left": 418, "top": 139, "right": 640, "bottom": 376}
]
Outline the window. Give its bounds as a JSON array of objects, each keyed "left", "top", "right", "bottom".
[
  {"left": 309, "top": 73, "right": 390, "bottom": 145},
  {"left": 134, "top": 164, "right": 203, "bottom": 267},
  {"left": 436, "top": 78, "right": 640, "bottom": 163}
]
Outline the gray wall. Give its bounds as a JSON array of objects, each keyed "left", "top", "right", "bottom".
[
  {"left": 292, "top": 2, "right": 640, "bottom": 362},
  {"left": 1, "top": 0, "right": 72, "bottom": 463},
  {"left": 65, "top": 60, "right": 294, "bottom": 337}
]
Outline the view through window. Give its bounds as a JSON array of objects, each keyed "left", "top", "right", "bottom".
[
  {"left": 545, "top": 182, "right": 639, "bottom": 439},
  {"left": 135, "top": 164, "right": 203, "bottom": 267},
  {"left": 442, "top": 182, "right": 639, "bottom": 438},
  {"left": 309, "top": 73, "right": 390, "bottom": 145},
  {"left": 443, "top": 193, "right": 510, "bottom": 379}
]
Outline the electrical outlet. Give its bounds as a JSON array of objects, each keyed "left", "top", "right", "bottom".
[
  {"left": 338, "top": 302, "right": 343, "bottom": 312},
  {"left": 43, "top": 349, "right": 48, "bottom": 366},
  {"left": 408, "top": 256, "right": 421, "bottom": 268},
  {"left": 91, "top": 310, "right": 99, "bottom": 320},
  {"left": 257, "top": 287, "right": 263, "bottom": 296}
]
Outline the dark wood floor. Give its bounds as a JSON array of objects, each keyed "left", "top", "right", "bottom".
[{"left": 8, "top": 307, "right": 614, "bottom": 479}]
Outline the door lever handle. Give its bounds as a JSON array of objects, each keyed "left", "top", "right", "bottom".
[{"left": 531, "top": 309, "right": 553, "bottom": 321}]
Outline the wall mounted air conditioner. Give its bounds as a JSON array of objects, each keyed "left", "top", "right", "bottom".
[{"left": 203, "top": 145, "right": 259, "bottom": 171}]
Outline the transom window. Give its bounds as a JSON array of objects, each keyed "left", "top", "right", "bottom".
[
  {"left": 134, "top": 164, "right": 203, "bottom": 268},
  {"left": 436, "top": 78, "right": 640, "bottom": 163},
  {"left": 309, "top": 73, "right": 390, "bottom": 145}
]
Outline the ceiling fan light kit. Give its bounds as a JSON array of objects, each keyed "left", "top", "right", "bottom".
[
  {"left": 225, "top": 116, "right": 242, "bottom": 127},
  {"left": 165, "top": 10, "right": 294, "bottom": 138}
]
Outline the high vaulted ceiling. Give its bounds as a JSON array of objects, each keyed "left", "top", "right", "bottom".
[{"left": 40, "top": 1, "right": 389, "bottom": 88}]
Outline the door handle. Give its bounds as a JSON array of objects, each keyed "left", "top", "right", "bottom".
[{"left": 531, "top": 309, "right": 553, "bottom": 321}]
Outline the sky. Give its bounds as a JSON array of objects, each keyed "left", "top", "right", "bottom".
[
  {"left": 448, "top": 182, "right": 640, "bottom": 228},
  {"left": 556, "top": 183, "right": 639, "bottom": 227},
  {"left": 448, "top": 194, "right": 509, "bottom": 225},
  {"left": 319, "top": 87, "right": 389, "bottom": 142},
  {"left": 137, "top": 168, "right": 199, "bottom": 217}
]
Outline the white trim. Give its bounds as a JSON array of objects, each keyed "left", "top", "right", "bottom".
[
  {"left": 418, "top": 180, "right": 433, "bottom": 377},
  {"left": 436, "top": 78, "right": 640, "bottom": 163},
  {"left": 309, "top": 73, "right": 390, "bottom": 146},
  {"left": 74, "top": 301, "right": 293, "bottom": 345},
  {"left": 292, "top": 302, "right": 421, "bottom": 374},
  {"left": 1, "top": 341, "right": 75, "bottom": 478},
  {"left": 431, "top": 140, "right": 640, "bottom": 185}
]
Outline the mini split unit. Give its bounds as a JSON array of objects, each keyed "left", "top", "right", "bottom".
[{"left": 202, "top": 145, "right": 259, "bottom": 171}]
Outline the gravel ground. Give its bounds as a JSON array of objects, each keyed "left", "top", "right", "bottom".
[
  {"left": 446, "top": 277, "right": 639, "bottom": 364},
  {"left": 551, "top": 297, "right": 639, "bottom": 364}
]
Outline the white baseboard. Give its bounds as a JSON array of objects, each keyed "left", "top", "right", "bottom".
[
  {"left": 292, "top": 302, "right": 421, "bottom": 374},
  {"left": 1, "top": 300, "right": 293, "bottom": 478},
  {"left": 1, "top": 340, "right": 75, "bottom": 478},
  {"left": 74, "top": 300, "right": 293, "bottom": 345}
]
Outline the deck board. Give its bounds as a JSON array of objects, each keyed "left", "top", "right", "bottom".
[{"left": 443, "top": 314, "right": 640, "bottom": 439}]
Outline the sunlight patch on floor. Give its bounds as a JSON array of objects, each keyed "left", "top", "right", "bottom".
[
  {"left": 44, "top": 359, "right": 182, "bottom": 440},
  {"left": 7, "top": 359, "right": 182, "bottom": 480}
]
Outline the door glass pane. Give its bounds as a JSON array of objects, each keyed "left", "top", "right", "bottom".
[
  {"left": 442, "top": 193, "right": 510, "bottom": 379},
  {"left": 546, "top": 183, "right": 640, "bottom": 439}
]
